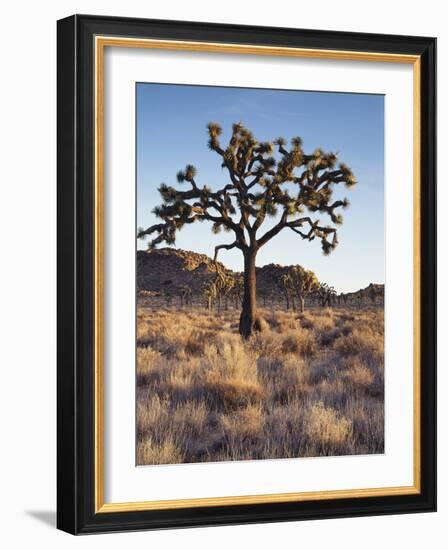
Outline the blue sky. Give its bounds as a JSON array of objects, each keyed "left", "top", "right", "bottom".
[{"left": 137, "top": 83, "right": 384, "bottom": 293}]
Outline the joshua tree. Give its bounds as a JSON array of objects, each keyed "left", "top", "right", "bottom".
[
  {"left": 318, "top": 282, "right": 336, "bottom": 307},
  {"left": 231, "top": 273, "right": 244, "bottom": 309},
  {"left": 280, "top": 272, "right": 294, "bottom": 311},
  {"left": 203, "top": 280, "right": 217, "bottom": 311},
  {"left": 368, "top": 283, "right": 381, "bottom": 305},
  {"left": 214, "top": 270, "right": 235, "bottom": 311},
  {"left": 138, "top": 122, "right": 356, "bottom": 338},
  {"left": 179, "top": 285, "right": 192, "bottom": 308},
  {"left": 162, "top": 290, "right": 173, "bottom": 308},
  {"left": 287, "top": 265, "right": 320, "bottom": 313}
]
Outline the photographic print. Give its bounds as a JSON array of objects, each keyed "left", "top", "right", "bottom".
[{"left": 136, "top": 83, "right": 385, "bottom": 466}]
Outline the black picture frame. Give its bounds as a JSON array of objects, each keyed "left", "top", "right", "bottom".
[{"left": 57, "top": 14, "right": 436, "bottom": 535}]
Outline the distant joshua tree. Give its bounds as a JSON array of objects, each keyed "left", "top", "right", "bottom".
[
  {"left": 231, "top": 273, "right": 244, "bottom": 309},
  {"left": 214, "top": 270, "right": 235, "bottom": 311},
  {"left": 287, "top": 266, "right": 320, "bottom": 313},
  {"left": 162, "top": 290, "right": 173, "bottom": 308},
  {"left": 280, "top": 272, "right": 294, "bottom": 311},
  {"left": 138, "top": 122, "right": 357, "bottom": 338},
  {"left": 203, "top": 280, "right": 217, "bottom": 311},
  {"left": 318, "top": 282, "right": 337, "bottom": 307},
  {"left": 179, "top": 285, "right": 192, "bottom": 308}
]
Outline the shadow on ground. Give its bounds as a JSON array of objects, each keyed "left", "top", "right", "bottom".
[{"left": 26, "top": 510, "right": 56, "bottom": 528}]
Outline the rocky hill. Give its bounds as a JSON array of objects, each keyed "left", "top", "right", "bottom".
[
  {"left": 137, "top": 249, "right": 292, "bottom": 295},
  {"left": 137, "top": 247, "right": 384, "bottom": 305},
  {"left": 137, "top": 248, "right": 228, "bottom": 294},
  {"left": 255, "top": 263, "right": 291, "bottom": 294},
  {"left": 340, "top": 283, "right": 384, "bottom": 306}
]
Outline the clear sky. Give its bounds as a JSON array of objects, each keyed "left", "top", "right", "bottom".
[{"left": 137, "top": 83, "right": 384, "bottom": 293}]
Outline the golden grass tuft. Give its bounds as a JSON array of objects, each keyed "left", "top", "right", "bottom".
[
  {"left": 305, "top": 401, "right": 352, "bottom": 448},
  {"left": 281, "top": 329, "right": 317, "bottom": 356},
  {"left": 137, "top": 437, "right": 184, "bottom": 465},
  {"left": 333, "top": 325, "right": 384, "bottom": 367},
  {"left": 343, "top": 361, "right": 375, "bottom": 389}
]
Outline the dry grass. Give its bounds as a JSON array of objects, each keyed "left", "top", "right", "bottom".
[{"left": 136, "top": 305, "right": 384, "bottom": 464}]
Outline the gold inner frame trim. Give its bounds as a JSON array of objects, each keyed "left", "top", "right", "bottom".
[{"left": 94, "top": 35, "right": 421, "bottom": 513}]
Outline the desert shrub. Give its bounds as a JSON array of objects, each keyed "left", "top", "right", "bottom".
[
  {"left": 342, "top": 359, "right": 374, "bottom": 390},
  {"left": 281, "top": 356, "right": 310, "bottom": 388},
  {"left": 298, "top": 311, "right": 338, "bottom": 347},
  {"left": 333, "top": 326, "right": 383, "bottom": 362},
  {"left": 257, "top": 356, "right": 309, "bottom": 403},
  {"left": 203, "top": 376, "right": 264, "bottom": 410},
  {"left": 192, "top": 339, "right": 265, "bottom": 410},
  {"left": 248, "top": 331, "right": 283, "bottom": 358},
  {"left": 220, "top": 405, "right": 264, "bottom": 442},
  {"left": 136, "top": 347, "right": 164, "bottom": 386},
  {"left": 344, "top": 396, "right": 385, "bottom": 453},
  {"left": 319, "top": 327, "right": 343, "bottom": 347},
  {"left": 184, "top": 330, "right": 209, "bottom": 356},
  {"left": 304, "top": 401, "right": 352, "bottom": 449},
  {"left": 275, "top": 311, "right": 300, "bottom": 333},
  {"left": 281, "top": 329, "right": 317, "bottom": 356},
  {"left": 137, "top": 437, "right": 183, "bottom": 465},
  {"left": 310, "top": 315, "right": 335, "bottom": 334},
  {"left": 298, "top": 312, "right": 314, "bottom": 329}
]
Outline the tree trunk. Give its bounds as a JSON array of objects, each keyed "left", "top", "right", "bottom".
[
  {"left": 239, "top": 250, "right": 259, "bottom": 339},
  {"left": 299, "top": 295, "right": 305, "bottom": 313}
]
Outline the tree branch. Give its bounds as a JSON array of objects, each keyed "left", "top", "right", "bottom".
[{"left": 213, "top": 241, "right": 240, "bottom": 262}]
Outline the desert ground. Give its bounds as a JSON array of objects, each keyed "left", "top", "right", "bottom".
[{"left": 136, "top": 304, "right": 384, "bottom": 465}]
